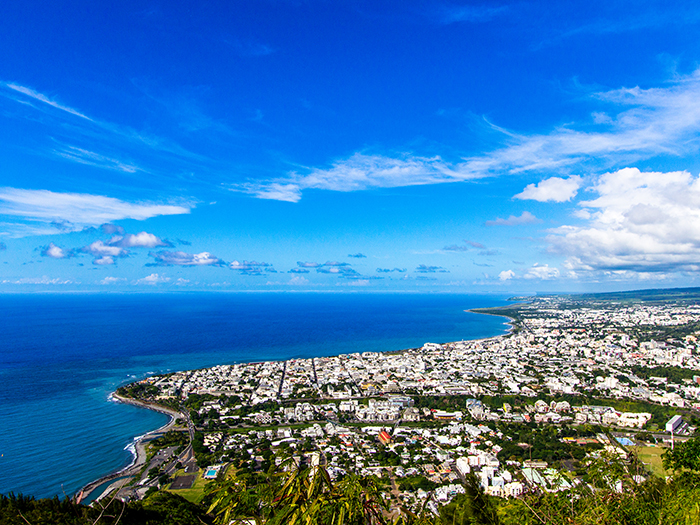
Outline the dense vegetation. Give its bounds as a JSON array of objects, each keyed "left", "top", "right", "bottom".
[
  {"left": 631, "top": 365, "right": 699, "bottom": 383},
  {"left": 115, "top": 383, "right": 159, "bottom": 399},
  {"left": 0, "top": 491, "right": 211, "bottom": 525}
]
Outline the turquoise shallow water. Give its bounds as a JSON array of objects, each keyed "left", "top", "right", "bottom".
[{"left": 0, "top": 292, "right": 510, "bottom": 498}]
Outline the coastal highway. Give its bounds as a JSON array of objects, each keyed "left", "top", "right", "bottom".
[
  {"left": 76, "top": 395, "right": 191, "bottom": 504},
  {"left": 174, "top": 404, "right": 197, "bottom": 472}
]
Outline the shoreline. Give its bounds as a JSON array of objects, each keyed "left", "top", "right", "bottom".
[
  {"left": 76, "top": 303, "right": 520, "bottom": 503},
  {"left": 75, "top": 395, "right": 183, "bottom": 504},
  {"left": 465, "top": 308, "right": 517, "bottom": 334}
]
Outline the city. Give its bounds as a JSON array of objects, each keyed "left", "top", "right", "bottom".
[{"left": 108, "top": 293, "right": 700, "bottom": 513}]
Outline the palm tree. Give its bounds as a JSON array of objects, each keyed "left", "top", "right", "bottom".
[{"left": 207, "top": 463, "right": 390, "bottom": 525}]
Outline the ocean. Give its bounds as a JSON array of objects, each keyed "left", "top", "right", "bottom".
[{"left": 0, "top": 292, "right": 510, "bottom": 498}]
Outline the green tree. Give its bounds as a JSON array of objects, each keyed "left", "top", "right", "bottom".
[
  {"left": 439, "top": 475, "right": 499, "bottom": 525},
  {"left": 207, "top": 463, "right": 388, "bottom": 525},
  {"left": 663, "top": 436, "right": 700, "bottom": 472}
]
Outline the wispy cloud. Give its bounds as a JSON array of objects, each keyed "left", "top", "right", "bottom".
[
  {"left": 290, "top": 260, "right": 368, "bottom": 278},
  {"left": 148, "top": 251, "right": 225, "bottom": 266},
  {"left": 317, "top": 266, "right": 361, "bottom": 277},
  {"left": 415, "top": 264, "right": 449, "bottom": 273},
  {"left": 101, "top": 224, "right": 125, "bottom": 235},
  {"left": 11, "top": 276, "right": 73, "bottom": 285},
  {"left": 130, "top": 79, "right": 237, "bottom": 135},
  {"left": 234, "top": 153, "right": 468, "bottom": 202},
  {"left": 233, "top": 70, "right": 700, "bottom": 202},
  {"left": 485, "top": 211, "right": 540, "bottom": 226},
  {"left": 134, "top": 273, "right": 170, "bottom": 285},
  {"left": 230, "top": 260, "right": 275, "bottom": 275},
  {"left": 538, "top": 4, "right": 700, "bottom": 48},
  {"left": 0, "top": 188, "right": 191, "bottom": 235},
  {"left": 53, "top": 144, "right": 141, "bottom": 173},
  {"left": 443, "top": 244, "right": 470, "bottom": 252},
  {"left": 376, "top": 267, "right": 407, "bottom": 273},
  {"left": 297, "top": 261, "right": 321, "bottom": 268},
  {"left": 0, "top": 82, "right": 211, "bottom": 175},
  {"left": 3, "top": 82, "right": 92, "bottom": 120},
  {"left": 288, "top": 260, "right": 371, "bottom": 279},
  {"left": 82, "top": 240, "right": 127, "bottom": 258},
  {"left": 348, "top": 253, "right": 366, "bottom": 258},
  {"left": 442, "top": 240, "right": 494, "bottom": 254},
  {"left": 100, "top": 276, "right": 126, "bottom": 284},
  {"left": 434, "top": 3, "right": 510, "bottom": 25}
]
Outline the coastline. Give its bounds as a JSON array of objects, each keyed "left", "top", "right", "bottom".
[
  {"left": 75, "top": 300, "right": 517, "bottom": 503},
  {"left": 465, "top": 308, "right": 518, "bottom": 334},
  {"left": 0, "top": 293, "right": 519, "bottom": 500},
  {"left": 75, "top": 395, "right": 182, "bottom": 504}
]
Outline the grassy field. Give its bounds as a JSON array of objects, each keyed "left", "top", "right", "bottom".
[
  {"left": 166, "top": 469, "right": 212, "bottom": 504},
  {"left": 635, "top": 445, "right": 669, "bottom": 477}
]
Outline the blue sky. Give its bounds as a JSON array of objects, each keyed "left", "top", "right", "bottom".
[{"left": 3, "top": 0, "right": 700, "bottom": 292}]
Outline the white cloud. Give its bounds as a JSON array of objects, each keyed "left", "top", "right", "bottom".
[
  {"left": 113, "top": 232, "right": 170, "bottom": 248},
  {"left": 83, "top": 240, "right": 126, "bottom": 258},
  {"left": 485, "top": 211, "right": 541, "bottom": 226},
  {"left": 135, "top": 273, "right": 170, "bottom": 285},
  {"left": 549, "top": 167, "right": 700, "bottom": 274},
  {"left": 288, "top": 276, "right": 310, "bottom": 286},
  {"left": 40, "top": 242, "right": 69, "bottom": 259},
  {"left": 101, "top": 223, "right": 125, "bottom": 235},
  {"left": 0, "top": 188, "right": 191, "bottom": 235},
  {"left": 78, "top": 232, "right": 168, "bottom": 264},
  {"left": 93, "top": 256, "right": 115, "bottom": 265},
  {"left": 499, "top": 269, "right": 515, "bottom": 281},
  {"left": 297, "top": 261, "right": 321, "bottom": 268},
  {"left": 149, "top": 251, "right": 225, "bottom": 266},
  {"left": 235, "top": 153, "right": 465, "bottom": 202},
  {"left": 415, "top": 264, "right": 449, "bottom": 273},
  {"left": 343, "top": 279, "right": 371, "bottom": 287},
  {"left": 53, "top": 145, "right": 140, "bottom": 173},
  {"left": 233, "top": 69, "right": 700, "bottom": 202},
  {"left": 1, "top": 82, "right": 209, "bottom": 164},
  {"left": 524, "top": 264, "right": 560, "bottom": 280},
  {"left": 3, "top": 82, "right": 92, "bottom": 120},
  {"left": 100, "top": 276, "right": 125, "bottom": 284},
  {"left": 592, "top": 111, "right": 613, "bottom": 124},
  {"left": 514, "top": 176, "right": 582, "bottom": 202},
  {"left": 230, "top": 260, "right": 274, "bottom": 275},
  {"left": 14, "top": 276, "right": 73, "bottom": 285}
]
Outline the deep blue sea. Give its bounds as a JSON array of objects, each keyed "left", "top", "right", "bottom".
[{"left": 0, "top": 292, "right": 510, "bottom": 498}]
